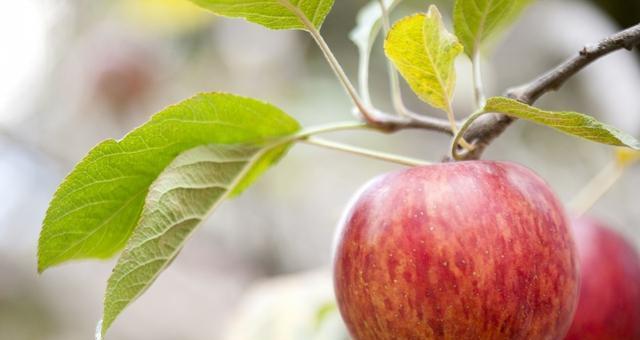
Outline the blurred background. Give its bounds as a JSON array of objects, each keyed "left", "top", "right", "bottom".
[{"left": 1, "top": 0, "right": 639, "bottom": 339}]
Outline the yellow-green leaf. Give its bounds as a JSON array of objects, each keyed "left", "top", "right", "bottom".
[
  {"left": 101, "top": 143, "right": 277, "bottom": 336},
  {"left": 454, "top": 0, "right": 534, "bottom": 56},
  {"left": 485, "top": 97, "right": 640, "bottom": 149},
  {"left": 188, "top": 0, "right": 334, "bottom": 30},
  {"left": 384, "top": 6, "right": 463, "bottom": 111}
]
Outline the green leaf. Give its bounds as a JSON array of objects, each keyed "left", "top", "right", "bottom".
[
  {"left": 38, "top": 93, "right": 300, "bottom": 272},
  {"left": 350, "top": 0, "right": 403, "bottom": 105},
  {"left": 454, "top": 0, "right": 533, "bottom": 56},
  {"left": 499, "top": 0, "right": 535, "bottom": 32},
  {"left": 384, "top": 6, "right": 463, "bottom": 112},
  {"left": 102, "top": 143, "right": 283, "bottom": 335},
  {"left": 229, "top": 144, "right": 291, "bottom": 197},
  {"left": 187, "top": 0, "right": 335, "bottom": 30},
  {"left": 484, "top": 97, "right": 640, "bottom": 149}
]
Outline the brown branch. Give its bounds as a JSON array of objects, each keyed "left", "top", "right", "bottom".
[
  {"left": 368, "top": 109, "right": 455, "bottom": 135},
  {"left": 458, "top": 22, "right": 640, "bottom": 160}
]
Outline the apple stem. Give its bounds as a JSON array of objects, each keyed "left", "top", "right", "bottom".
[
  {"left": 568, "top": 160, "right": 626, "bottom": 216},
  {"left": 302, "top": 137, "right": 430, "bottom": 167},
  {"left": 450, "top": 108, "right": 486, "bottom": 160},
  {"left": 446, "top": 104, "right": 474, "bottom": 153}
]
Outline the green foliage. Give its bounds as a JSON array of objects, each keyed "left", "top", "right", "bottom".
[
  {"left": 36, "top": 1, "right": 640, "bottom": 337},
  {"left": 454, "top": 0, "right": 534, "bottom": 56},
  {"left": 384, "top": 6, "right": 463, "bottom": 112},
  {"left": 484, "top": 97, "right": 640, "bottom": 149},
  {"left": 102, "top": 144, "right": 277, "bottom": 335},
  {"left": 187, "top": 0, "right": 335, "bottom": 30},
  {"left": 38, "top": 93, "right": 300, "bottom": 272}
]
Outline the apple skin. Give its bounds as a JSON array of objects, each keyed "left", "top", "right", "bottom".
[
  {"left": 333, "top": 161, "right": 579, "bottom": 340},
  {"left": 564, "top": 217, "right": 640, "bottom": 340}
]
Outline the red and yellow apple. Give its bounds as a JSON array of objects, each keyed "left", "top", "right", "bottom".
[
  {"left": 333, "top": 161, "right": 579, "bottom": 339},
  {"left": 564, "top": 217, "right": 640, "bottom": 340}
]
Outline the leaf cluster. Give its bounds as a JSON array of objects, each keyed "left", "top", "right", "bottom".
[{"left": 37, "top": 1, "right": 640, "bottom": 337}]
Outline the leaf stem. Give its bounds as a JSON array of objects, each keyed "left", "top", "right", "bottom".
[
  {"left": 268, "top": 121, "right": 432, "bottom": 167},
  {"left": 281, "top": 1, "right": 374, "bottom": 123},
  {"left": 294, "top": 121, "right": 373, "bottom": 139},
  {"left": 472, "top": 50, "right": 486, "bottom": 108},
  {"left": 302, "top": 136, "right": 430, "bottom": 167},
  {"left": 568, "top": 160, "right": 626, "bottom": 217},
  {"left": 308, "top": 27, "right": 366, "bottom": 115},
  {"left": 377, "top": 0, "right": 408, "bottom": 117},
  {"left": 446, "top": 104, "right": 460, "bottom": 134},
  {"left": 357, "top": 46, "right": 373, "bottom": 107}
]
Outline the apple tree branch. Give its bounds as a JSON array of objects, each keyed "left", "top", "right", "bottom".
[{"left": 458, "top": 22, "right": 640, "bottom": 160}]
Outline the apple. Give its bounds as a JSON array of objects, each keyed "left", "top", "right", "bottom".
[
  {"left": 333, "top": 161, "right": 579, "bottom": 339},
  {"left": 564, "top": 217, "right": 640, "bottom": 340}
]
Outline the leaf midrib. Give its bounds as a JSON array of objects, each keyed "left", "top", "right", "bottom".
[
  {"left": 421, "top": 14, "right": 452, "bottom": 108},
  {"left": 102, "top": 145, "right": 270, "bottom": 336}
]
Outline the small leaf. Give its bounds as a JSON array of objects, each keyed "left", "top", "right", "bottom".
[
  {"left": 384, "top": 6, "right": 463, "bottom": 111},
  {"left": 187, "top": 0, "right": 335, "bottom": 30},
  {"left": 38, "top": 93, "right": 300, "bottom": 272},
  {"left": 454, "top": 0, "right": 533, "bottom": 57},
  {"left": 101, "top": 143, "right": 282, "bottom": 335},
  {"left": 484, "top": 97, "right": 640, "bottom": 149}
]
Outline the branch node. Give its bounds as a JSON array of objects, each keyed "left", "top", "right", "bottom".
[{"left": 579, "top": 46, "right": 589, "bottom": 56}]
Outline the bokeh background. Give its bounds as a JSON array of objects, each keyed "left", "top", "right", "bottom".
[{"left": 1, "top": 0, "right": 639, "bottom": 339}]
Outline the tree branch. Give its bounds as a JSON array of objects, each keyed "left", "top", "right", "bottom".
[{"left": 458, "top": 22, "right": 640, "bottom": 160}]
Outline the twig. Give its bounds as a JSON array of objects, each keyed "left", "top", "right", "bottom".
[
  {"left": 458, "top": 23, "right": 640, "bottom": 160},
  {"left": 283, "top": 0, "right": 455, "bottom": 135}
]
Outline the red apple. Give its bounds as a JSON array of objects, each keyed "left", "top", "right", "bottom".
[
  {"left": 333, "top": 161, "right": 579, "bottom": 339},
  {"left": 564, "top": 217, "right": 640, "bottom": 340}
]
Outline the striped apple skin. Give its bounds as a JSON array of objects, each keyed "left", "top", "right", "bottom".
[
  {"left": 333, "top": 161, "right": 579, "bottom": 340},
  {"left": 565, "top": 217, "right": 640, "bottom": 340}
]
